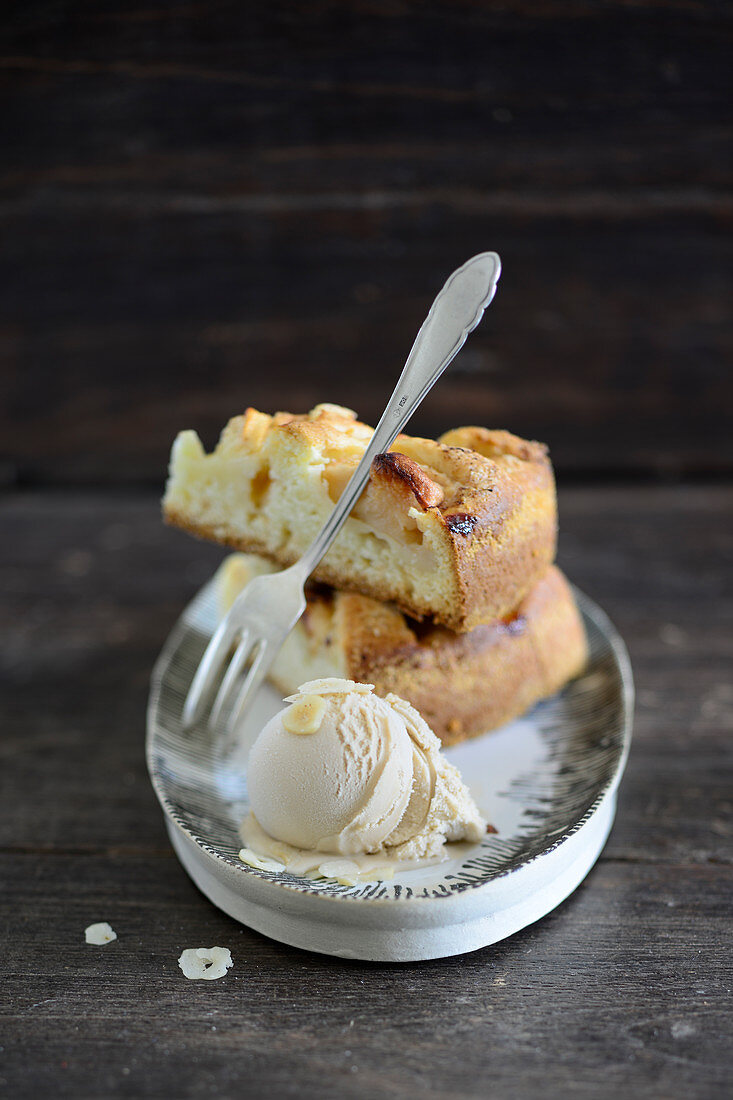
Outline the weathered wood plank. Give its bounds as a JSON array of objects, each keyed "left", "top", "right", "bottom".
[
  {"left": 2, "top": 0, "right": 730, "bottom": 197},
  {"left": 3, "top": 212, "right": 730, "bottom": 482},
  {"left": 1, "top": 1, "right": 730, "bottom": 482},
  {"left": 0, "top": 854, "right": 730, "bottom": 1099},
  {"left": 1, "top": 487, "right": 731, "bottom": 1097}
]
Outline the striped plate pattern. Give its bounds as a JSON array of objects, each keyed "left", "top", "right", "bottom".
[{"left": 147, "top": 582, "right": 633, "bottom": 904}]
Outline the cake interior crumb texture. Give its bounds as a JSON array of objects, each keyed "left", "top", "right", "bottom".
[{"left": 164, "top": 403, "right": 558, "bottom": 631}]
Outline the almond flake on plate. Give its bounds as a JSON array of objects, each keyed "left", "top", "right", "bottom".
[{"left": 238, "top": 847, "right": 286, "bottom": 872}]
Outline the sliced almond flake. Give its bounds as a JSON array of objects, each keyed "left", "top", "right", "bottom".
[
  {"left": 317, "top": 859, "right": 361, "bottom": 886},
  {"left": 178, "top": 947, "right": 233, "bottom": 980},
  {"left": 284, "top": 678, "right": 374, "bottom": 702},
  {"left": 238, "top": 847, "right": 285, "bottom": 872},
  {"left": 85, "top": 921, "right": 117, "bottom": 945},
  {"left": 359, "top": 865, "right": 395, "bottom": 882}
]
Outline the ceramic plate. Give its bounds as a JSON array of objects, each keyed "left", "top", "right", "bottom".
[{"left": 147, "top": 580, "right": 633, "bottom": 961}]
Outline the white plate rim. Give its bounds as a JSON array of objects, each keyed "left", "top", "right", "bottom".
[{"left": 146, "top": 582, "right": 634, "bottom": 911}]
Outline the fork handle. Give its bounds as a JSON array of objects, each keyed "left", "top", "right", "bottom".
[{"left": 295, "top": 251, "right": 501, "bottom": 581}]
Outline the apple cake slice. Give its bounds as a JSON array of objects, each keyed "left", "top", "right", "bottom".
[
  {"left": 216, "top": 554, "right": 587, "bottom": 746},
  {"left": 164, "top": 403, "right": 557, "bottom": 631}
]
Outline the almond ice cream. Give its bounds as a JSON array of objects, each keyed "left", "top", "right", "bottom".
[{"left": 240, "top": 678, "right": 486, "bottom": 882}]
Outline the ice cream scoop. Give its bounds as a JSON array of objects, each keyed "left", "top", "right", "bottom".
[{"left": 244, "top": 678, "right": 486, "bottom": 873}]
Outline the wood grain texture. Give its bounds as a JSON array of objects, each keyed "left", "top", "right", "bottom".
[
  {"left": 1, "top": 1, "right": 730, "bottom": 484},
  {"left": 1, "top": 486, "right": 731, "bottom": 1098},
  {"left": 1, "top": 857, "right": 730, "bottom": 1100}
]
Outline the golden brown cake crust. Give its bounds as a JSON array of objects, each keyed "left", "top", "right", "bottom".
[
  {"left": 217, "top": 554, "right": 587, "bottom": 746},
  {"left": 164, "top": 405, "right": 557, "bottom": 631},
  {"left": 335, "top": 565, "right": 587, "bottom": 745}
]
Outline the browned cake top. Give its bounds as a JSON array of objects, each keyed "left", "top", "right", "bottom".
[{"left": 234, "top": 403, "right": 551, "bottom": 524}]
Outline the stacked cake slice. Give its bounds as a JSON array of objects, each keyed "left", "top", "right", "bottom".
[{"left": 163, "top": 403, "right": 587, "bottom": 743}]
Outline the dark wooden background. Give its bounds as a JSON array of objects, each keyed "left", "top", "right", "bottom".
[
  {"left": 2, "top": 4, "right": 731, "bottom": 1099},
  {"left": 2, "top": 0, "right": 731, "bottom": 484}
]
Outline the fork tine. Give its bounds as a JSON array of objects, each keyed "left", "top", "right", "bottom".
[
  {"left": 222, "top": 640, "right": 271, "bottom": 734},
  {"left": 182, "top": 617, "right": 239, "bottom": 729},
  {"left": 208, "top": 630, "right": 252, "bottom": 728}
]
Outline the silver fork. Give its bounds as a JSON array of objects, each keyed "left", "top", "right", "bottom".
[{"left": 182, "top": 251, "right": 502, "bottom": 735}]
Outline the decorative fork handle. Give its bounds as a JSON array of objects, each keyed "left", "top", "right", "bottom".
[{"left": 295, "top": 251, "right": 501, "bottom": 581}]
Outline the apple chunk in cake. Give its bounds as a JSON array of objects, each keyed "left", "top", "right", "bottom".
[{"left": 163, "top": 403, "right": 557, "bottom": 631}]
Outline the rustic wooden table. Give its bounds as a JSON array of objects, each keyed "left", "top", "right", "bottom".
[
  {"left": 2, "top": 1, "right": 730, "bottom": 1094},
  {"left": 2, "top": 485, "right": 730, "bottom": 1099}
]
